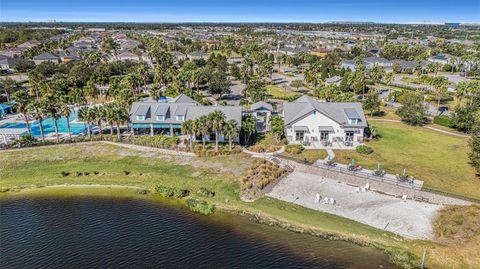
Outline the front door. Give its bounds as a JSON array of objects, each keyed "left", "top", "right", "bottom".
[
  {"left": 320, "top": 131, "right": 329, "bottom": 141},
  {"left": 295, "top": 131, "right": 304, "bottom": 141},
  {"left": 345, "top": 131, "right": 354, "bottom": 142}
]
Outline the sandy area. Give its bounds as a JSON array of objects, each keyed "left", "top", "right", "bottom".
[{"left": 267, "top": 171, "right": 442, "bottom": 239}]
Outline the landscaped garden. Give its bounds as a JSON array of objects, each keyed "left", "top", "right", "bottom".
[{"left": 334, "top": 121, "right": 479, "bottom": 200}]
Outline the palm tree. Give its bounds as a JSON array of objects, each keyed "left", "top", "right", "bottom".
[
  {"left": 196, "top": 116, "right": 210, "bottom": 149},
  {"left": 104, "top": 103, "right": 116, "bottom": 135},
  {"left": 223, "top": 119, "right": 239, "bottom": 151},
  {"left": 59, "top": 102, "right": 72, "bottom": 140},
  {"left": 11, "top": 90, "right": 32, "bottom": 136},
  {"left": 455, "top": 82, "right": 469, "bottom": 105},
  {"left": 112, "top": 103, "right": 128, "bottom": 140},
  {"left": 28, "top": 100, "right": 46, "bottom": 144},
  {"left": 181, "top": 120, "right": 195, "bottom": 151},
  {"left": 43, "top": 94, "right": 61, "bottom": 143},
  {"left": 93, "top": 106, "right": 106, "bottom": 138},
  {"left": 241, "top": 114, "right": 256, "bottom": 145},
  {"left": 78, "top": 107, "right": 91, "bottom": 138},
  {"left": 209, "top": 110, "right": 226, "bottom": 151},
  {"left": 149, "top": 83, "right": 161, "bottom": 102}
]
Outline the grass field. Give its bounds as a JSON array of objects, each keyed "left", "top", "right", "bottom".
[
  {"left": 1, "top": 142, "right": 479, "bottom": 268},
  {"left": 334, "top": 121, "right": 479, "bottom": 200},
  {"left": 266, "top": 85, "right": 301, "bottom": 99}
]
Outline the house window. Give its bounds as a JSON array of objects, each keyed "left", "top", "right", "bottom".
[
  {"left": 345, "top": 131, "right": 354, "bottom": 142},
  {"left": 295, "top": 131, "right": 305, "bottom": 141},
  {"left": 349, "top": 119, "right": 358, "bottom": 124},
  {"left": 320, "top": 131, "right": 329, "bottom": 141},
  {"left": 156, "top": 116, "right": 164, "bottom": 121},
  {"left": 136, "top": 116, "right": 145, "bottom": 121},
  {"left": 176, "top": 115, "right": 184, "bottom": 121}
]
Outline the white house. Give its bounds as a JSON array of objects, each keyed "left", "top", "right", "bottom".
[
  {"left": 283, "top": 95, "right": 367, "bottom": 148},
  {"left": 251, "top": 101, "right": 273, "bottom": 133}
]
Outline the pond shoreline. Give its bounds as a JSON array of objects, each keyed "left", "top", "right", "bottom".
[{"left": 0, "top": 185, "right": 417, "bottom": 269}]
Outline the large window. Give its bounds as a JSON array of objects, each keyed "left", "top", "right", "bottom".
[
  {"left": 320, "top": 131, "right": 329, "bottom": 141},
  {"left": 295, "top": 131, "right": 304, "bottom": 141},
  {"left": 345, "top": 131, "right": 354, "bottom": 142}
]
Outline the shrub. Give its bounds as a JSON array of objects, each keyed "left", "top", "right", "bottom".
[
  {"left": 185, "top": 198, "right": 215, "bottom": 215},
  {"left": 60, "top": 171, "right": 70, "bottom": 177},
  {"left": 155, "top": 185, "right": 190, "bottom": 198},
  {"left": 75, "top": 171, "right": 83, "bottom": 177},
  {"left": 123, "top": 171, "right": 130, "bottom": 175},
  {"left": 285, "top": 144, "right": 304, "bottom": 154},
  {"left": 356, "top": 145, "right": 374, "bottom": 155},
  {"left": 197, "top": 187, "right": 215, "bottom": 197},
  {"left": 433, "top": 115, "right": 453, "bottom": 128}
]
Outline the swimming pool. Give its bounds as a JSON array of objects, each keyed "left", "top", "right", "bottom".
[{"left": 0, "top": 114, "right": 89, "bottom": 137}]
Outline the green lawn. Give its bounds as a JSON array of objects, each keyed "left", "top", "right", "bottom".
[
  {"left": 334, "top": 121, "right": 479, "bottom": 200},
  {"left": 266, "top": 85, "right": 301, "bottom": 99}
]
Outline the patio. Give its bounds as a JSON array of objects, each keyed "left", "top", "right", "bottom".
[{"left": 289, "top": 140, "right": 363, "bottom": 150}]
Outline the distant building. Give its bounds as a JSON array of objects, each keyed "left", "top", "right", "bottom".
[
  {"left": 187, "top": 50, "right": 209, "bottom": 60},
  {"left": 117, "top": 51, "right": 140, "bottom": 62},
  {"left": 33, "top": 52, "right": 60, "bottom": 65},
  {"left": 310, "top": 48, "right": 331, "bottom": 58},
  {"left": 427, "top": 55, "right": 451, "bottom": 65},
  {"left": 206, "top": 40, "right": 221, "bottom": 50}
]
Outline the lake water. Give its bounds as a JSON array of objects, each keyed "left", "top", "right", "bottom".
[{"left": 0, "top": 196, "right": 397, "bottom": 268}]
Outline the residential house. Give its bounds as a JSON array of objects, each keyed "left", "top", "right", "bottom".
[
  {"left": 427, "top": 55, "right": 451, "bottom": 66},
  {"left": 33, "top": 52, "right": 60, "bottom": 65},
  {"left": 0, "top": 55, "right": 19, "bottom": 70},
  {"left": 17, "top": 39, "right": 41, "bottom": 49},
  {"left": 310, "top": 48, "right": 331, "bottom": 58},
  {"left": 129, "top": 94, "right": 242, "bottom": 142},
  {"left": 251, "top": 101, "right": 273, "bottom": 133},
  {"left": 206, "top": 40, "right": 221, "bottom": 50},
  {"left": 187, "top": 50, "right": 209, "bottom": 60},
  {"left": 283, "top": 95, "right": 367, "bottom": 147},
  {"left": 325, "top": 76, "right": 342, "bottom": 86},
  {"left": 117, "top": 51, "right": 140, "bottom": 62}
]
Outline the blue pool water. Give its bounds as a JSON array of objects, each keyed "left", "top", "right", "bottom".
[{"left": 0, "top": 114, "right": 88, "bottom": 137}]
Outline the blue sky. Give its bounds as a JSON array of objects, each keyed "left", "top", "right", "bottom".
[{"left": 1, "top": 0, "right": 479, "bottom": 23}]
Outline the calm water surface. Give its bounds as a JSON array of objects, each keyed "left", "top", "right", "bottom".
[{"left": 0, "top": 196, "right": 397, "bottom": 269}]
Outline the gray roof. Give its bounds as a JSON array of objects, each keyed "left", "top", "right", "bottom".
[
  {"left": 283, "top": 95, "right": 367, "bottom": 128},
  {"left": 0, "top": 55, "right": 18, "bottom": 67},
  {"left": 251, "top": 101, "right": 273, "bottom": 112},
  {"left": 129, "top": 95, "right": 242, "bottom": 125},
  {"left": 325, "top": 76, "right": 342, "bottom": 83},
  {"left": 33, "top": 52, "right": 59, "bottom": 61},
  {"left": 172, "top": 94, "right": 198, "bottom": 104},
  {"left": 188, "top": 50, "right": 208, "bottom": 58},
  {"left": 186, "top": 106, "right": 242, "bottom": 124},
  {"left": 344, "top": 108, "right": 360, "bottom": 119}
]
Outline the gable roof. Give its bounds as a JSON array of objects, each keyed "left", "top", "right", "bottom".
[
  {"left": 251, "top": 101, "right": 273, "bottom": 112},
  {"left": 172, "top": 93, "right": 198, "bottom": 104},
  {"left": 33, "top": 52, "right": 59, "bottom": 61},
  {"left": 283, "top": 95, "right": 367, "bottom": 128}
]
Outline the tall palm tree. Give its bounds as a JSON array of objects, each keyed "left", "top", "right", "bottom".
[
  {"left": 196, "top": 116, "right": 210, "bottom": 149},
  {"left": 78, "top": 107, "right": 91, "bottom": 138},
  {"left": 455, "top": 82, "right": 469, "bottom": 105},
  {"left": 11, "top": 90, "right": 32, "bottom": 136},
  {"left": 181, "top": 119, "right": 195, "bottom": 151},
  {"left": 28, "top": 100, "right": 46, "bottom": 144},
  {"left": 43, "top": 94, "right": 61, "bottom": 143},
  {"left": 112, "top": 104, "right": 128, "bottom": 140},
  {"left": 59, "top": 102, "right": 72, "bottom": 140},
  {"left": 93, "top": 106, "right": 106, "bottom": 139},
  {"left": 209, "top": 110, "right": 226, "bottom": 151},
  {"left": 149, "top": 83, "right": 161, "bottom": 102},
  {"left": 103, "top": 103, "right": 116, "bottom": 135},
  {"left": 223, "top": 119, "right": 239, "bottom": 151}
]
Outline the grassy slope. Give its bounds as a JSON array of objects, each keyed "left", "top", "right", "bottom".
[
  {"left": 334, "top": 121, "right": 479, "bottom": 200},
  {"left": 0, "top": 142, "right": 477, "bottom": 268}
]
